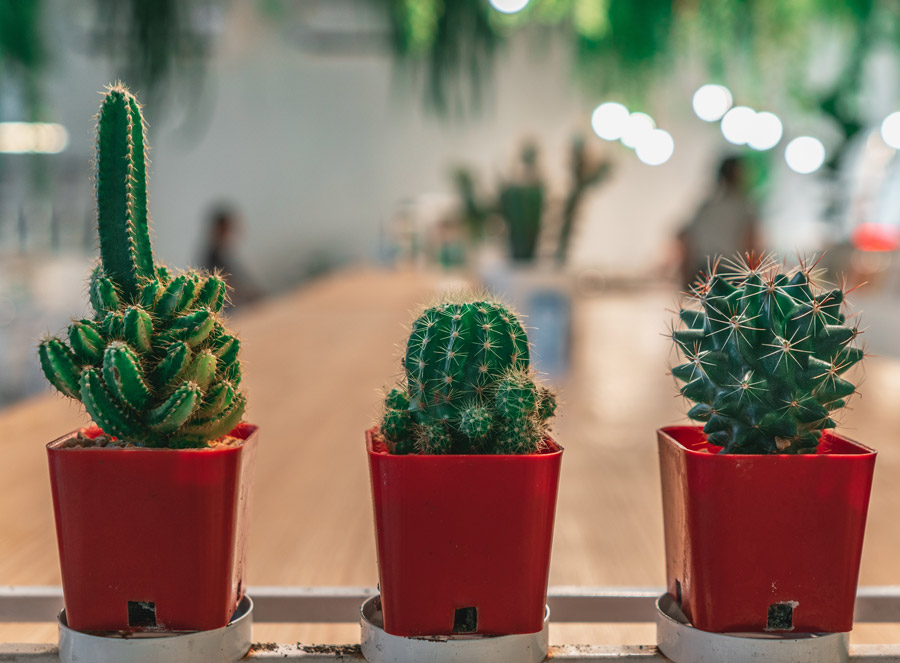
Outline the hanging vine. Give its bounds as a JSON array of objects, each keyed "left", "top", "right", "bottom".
[
  {"left": 88, "top": 0, "right": 220, "bottom": 118},
  {"left": 0, "top": 0, "right": 47, "bottom": 120},
  {"left": 385, "top": 0, "right": 500, "bottom": 115},
  {"left": 383, "top": 0, "right": 900, "bottom": 117}
]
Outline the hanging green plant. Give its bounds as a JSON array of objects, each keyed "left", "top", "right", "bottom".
[
  {"left": 575, "top": 0, "right": 677, "bottom": 97},
  {"left": 89, "top": 0, "right": 216, "bottom": 115},
  {"left": 0, "top": 0, "right": 46, "bottom": 120},
  {"left": 383, "top": 0, "right": 898, "bottom": 118},
  {"left": 385, "top": 0, "right": 500, "bottom": 115}
]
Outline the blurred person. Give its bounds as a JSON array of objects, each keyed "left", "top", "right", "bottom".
[
  {"left": 677, "top": 156, "right": 760, "bottom": 286},
  {"left": 201, "top": 204, "right": 263, "bottom": 307}
]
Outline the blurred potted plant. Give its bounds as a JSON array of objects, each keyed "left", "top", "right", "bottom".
[
  {"left": 662, "top": 253, "right": 876, "bottom": 634},
  {"left": 497, "top": 142, "right": 545, "bottom": 263},
  {"left": 367, "top": 296, "right": 563, "bottom": 637},
  {"left": 38, "top": 84, "right": 256, "bottom": 633},
  {"left": 454, "top": 138, "right": 609, "bottom": 378},
  {"left": 453, "top": 138, "right": 609, "bottom": 265}
]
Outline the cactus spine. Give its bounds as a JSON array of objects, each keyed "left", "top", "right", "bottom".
[
  {"left": 671, "top": 254, "right": 863, "bottom": 454},
  {"left": 38, "top": 84, "right": 245, "bottom": 449},
  {"left": 381, "top": 297, "right": 556, "bottom": 454}
]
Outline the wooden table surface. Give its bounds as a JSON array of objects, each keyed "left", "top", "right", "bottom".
[{"left": 1, "top": 267, "right": 899, "bottom": 646}]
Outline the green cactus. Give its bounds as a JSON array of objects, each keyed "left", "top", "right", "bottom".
[
  {"left": 670, "top": 254, "right": 863, "bottom": 454},
  {"left": 499, "top": 143, "right": 544, "bottom": 263},
  {"left": 38, "top": 84, "right": 245, "bottom": 449},
  {"left": 380, "top": 297, "right": 556, "bottom": 454}
]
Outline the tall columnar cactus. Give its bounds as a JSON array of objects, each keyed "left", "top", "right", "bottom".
[
  {"left": 38, "top": 84, "right": 245, "bottom": 449},
  {"left": 381, "top": 297, "right": 556, "bottom": 454},
  {"left": 670, "top": 254, "right": 863, "bottom": 454}
]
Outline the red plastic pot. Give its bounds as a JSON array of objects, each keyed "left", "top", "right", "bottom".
[
  {"left": 366, "top": 428, "right": 563, "bottom": 637},
  {"left": 47, "top": 423, "right": 258, "bottom": 633},
  {"left": 658, "top": 425, "right": 876, "bottom": 634}
]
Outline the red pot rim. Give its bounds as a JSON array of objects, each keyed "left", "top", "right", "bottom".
[
  {"left": 47, "top": 423, "right": 258, "bottom": 454},
  {"left": 365, "top": 426, "right": 563, "bottom": 458},
  {"left": 658, "top": 424, "right": 875, "bottom": 459}
]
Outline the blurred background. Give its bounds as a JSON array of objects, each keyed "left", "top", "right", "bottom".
[
  {"left": 4, "top": 0, "right": 900, "bottom": 402},
  {"left": 6, "top": 0, "right": 900, "bottom": 646}
]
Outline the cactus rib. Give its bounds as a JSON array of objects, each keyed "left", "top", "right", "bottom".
[{"left": 39, "top": 338, "right": 81, "bottom": 399}]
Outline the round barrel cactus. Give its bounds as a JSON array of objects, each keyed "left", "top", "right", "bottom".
[
  {"left": 671, "top": 254, "right": 863, "bottom": 454},
  {"left": 38, "top": 84, "right": 245, "bottom": 449},
  {"left": 380, "top": 297, "right": 556, "bottom": 454}
]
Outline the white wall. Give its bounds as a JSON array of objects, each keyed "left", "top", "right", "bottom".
[{"left": 33, "top": 3, "right": 732, "bottom": 291}]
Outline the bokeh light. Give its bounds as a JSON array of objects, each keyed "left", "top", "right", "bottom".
[
  {"left": 784, "top": 136, "right": 826, "bottom": 174},
  {"left": 591, "top": 102, "right": 630, "bottom": 141},
  {"left": 635, "top": 129, "right": 674, "bottom": 166},
  {"left": 621, "top": 112, "right": 656, "bottom": 148},
  {"left": 880, "top": 112, "right": 900, "bottom": 149},
  {"left": 747, "top": 112, "right": 783, "bottom": 151},
  {"left": 692, "top": 84, "right": 733, "bottom": 122},
  {"left": 0, "top": 123, "right": 69, "bottom": 154},
  {"left": 720, "top": 106, "right": 756, "bottom": 145},
  {"left": 488, "top": 0, "right": 530, "bottom": 14}
]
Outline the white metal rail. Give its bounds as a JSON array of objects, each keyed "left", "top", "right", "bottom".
[{"left": 1, "top": 586, "right": 899, "bottom": 661}]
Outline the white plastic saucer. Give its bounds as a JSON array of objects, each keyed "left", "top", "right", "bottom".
[
  {"left": 360, "top": 595, "right": 549, "bottom": 663},
  {"left": 656, "top": 593, "right": 848, "bottom": 663},
  {"left": 58, "top": 595, "right": 253, "bottom": 663}
]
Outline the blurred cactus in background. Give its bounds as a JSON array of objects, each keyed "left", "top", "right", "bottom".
[
  {"left": 670, "top": 254, "right": 863, "bottom": 454},
  {"left": 498, "top": 143, "right": 545, "bottom": 263},
  {"left": 451, "top": 167, "right": 491, "bottom": 243},
  {"left": 38, "top": 84, "right": 245, "bottom": 448},
  {"left": 557, "top": 137, "right": 612, "bottom": 265},
  {"left": 381, "top": 296, "right": 556, "bottom": 454},
  {"left": 452, "top": 138, "right": 609, "bottom": 265}
]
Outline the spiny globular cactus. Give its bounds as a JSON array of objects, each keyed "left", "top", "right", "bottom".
[
  {"left": 38, "top": 84, "right": 245, "bottom": 449},
  {"left": 380, "top": 297, "right": 557, "bottom": 455},
  {"left": 670, "top": 254, "right": 863, "bottom": 454}
]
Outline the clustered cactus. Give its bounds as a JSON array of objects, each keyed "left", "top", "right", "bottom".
[
  {"left": 38, "top": 85, "right": 245, "bottom": 449},
  {"left": 380, "top": 297, "right": 556, "bottom": 455},
  {"left": 671, "top": 254, "right": 863, "bottom": 454}
]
